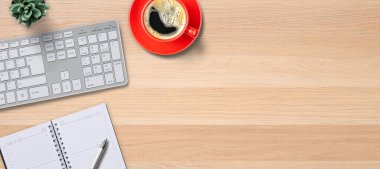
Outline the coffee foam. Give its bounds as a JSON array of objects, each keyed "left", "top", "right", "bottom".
[{"left": 153, "top": 0, "right": 185, "bottom": 28}]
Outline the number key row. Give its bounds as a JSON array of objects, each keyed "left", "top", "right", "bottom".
[
  {"left": 45, "top": 39, "right": 75, "bottom": 52},
  {"left": 83, "top": 63, "right": 113, "bottom": 76},
  {"left": 47, "top": 49, "right": 77, "bottom": 62},
  {"left": 82, "top": 61, "right": 124, "bottom": 83},
  {"left": 52, "top": 79, "right": 81, "bottom": 95},
  {"left": 77, "top": 31, "right": 118, "bottom": 46},
  {"left": 81, "top": 54, "right": 111, "bottom": 66},
  {"left": 0, "top": 38, "right": 40, "bottom": 50}
]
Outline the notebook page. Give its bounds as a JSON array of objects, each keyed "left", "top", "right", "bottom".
[
  {"left": 53, "top": 103, "right": 126, "bottom": 169},
  {"left": 0, "top": 122, "right": 63, "bottom": 169}
]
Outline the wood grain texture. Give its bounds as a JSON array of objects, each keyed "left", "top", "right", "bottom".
[{"left": 1, "top": 0, "right": 380, "bottom": 168}]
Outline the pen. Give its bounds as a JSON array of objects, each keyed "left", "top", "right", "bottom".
[{"left": 90, "top": 139, "right": 108, "bottom": 169}]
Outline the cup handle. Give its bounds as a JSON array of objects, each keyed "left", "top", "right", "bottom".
[{"left": 184, "top": 26, "right": 198, "bottom": 38}]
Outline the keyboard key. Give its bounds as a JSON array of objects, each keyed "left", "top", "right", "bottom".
[
  {"left": 103, "top": 63, "right": 112, "bottom": 72},
  {"left": 9, "top": 41, "right": 19, "bottom": 48},
  {"left": 16, "top": 89, "right": 28, "bottom": 102},
  {"left": 17, "top": 75, "right": 47, "bottom": 89},
  {"left": 43, "top": 35, "right": 53, "bottom": 41},
  {"left": 110, "top": 41, "right": 121, "bottom": 60},
  {"left": 105, "top": 73, "right": 115, "bottom": 85},
  {"left": 9, "top": 49, "right": 18, "bottom": 58},
  {"left": 7, "top": 81, "right": 16, "bottom": 90},
  {"left": 20, "top": 68, "right": 30, "bottom": 77},
  {"left": 81, "top": 57, "right": 90, "bottom": 66},
  {"left": 0, "top": 94, "right": 4, "bottom": 105},
  {"left": 55, "top": 41, "right": 65, "bottom": 50},
  {"left": 45, "top": 43, "right": 54, "bottom": 52},
  {"left": 64, "top": 31, "right": 73, "bottom": 38},
  {"left": 91, "top": 55, "right": 101, "bottom": 64},
  {"left": 16, "top": 58, "right": 26, "bottom": 67},
  {"left": 98, "top": 33, "right": 107, "bottom": 42},
  {"left": 0, "top": 62, "right": 3, "bottom": 71},
  {"left": 88, "top": 35, "right": 97, "bottom": 44},
  {"left": 67, "top": 49, "right": 77, "bottom": 58},
  {"left": 20, "top": 39, "right": 29, "bottom": 46},
  {"left": 80, "top": 47, "right": 89, "bottom": 56},
  {"left": 108, "top": 31, "right": 117, "bottom": 40},
  {"left": 62, "top": 81, "right": 72, "bottom": 93},
  {"left": 60, "top": 71, "right": 70, "bottom": 80},
  {"left": 90, "top": 45, "right": 99, "bottom": 54},
  {"left": 0, "top": 51, "right": 8, "bottom": 60},
  {"left": 31, "top": 37, "right": 40, "bottom": 44},
  {"left": 57, "top": 51, "right": 66, "bottom": 60},
  {"left": 100, "top": 43, "right": 109, "bottom": 52},
  {"left": 93, "top": 65, "right": 102, "bottom": 74},
  {"left": 85, "top": 75, "right": 104, "bottom": 89},
  {"left": 114, "top": 61, "right": 125, "bottom": 83},
  {"left": 65, "top": 39, "right": 75, "bottom": 48},
  {"left": 0, "top": 83, "right": 5, "bottom": 92},
  {"left": 52, "top": 83, "right": 62, "bottom": 95},
  {"left": 20, "top": 45, "right": 42, "bottom": 57},
  {"left": 47, "top": 53, "right": 56, "bottom": 62},
  {"left": 78, "top": 36, "right": 87, "bottom": 46},
  {"left": 72, "top": 79, "right": 82, "bottom": 91},
  {"left": 0, "top": 43, "right": 8, "bottom": 50},
  {"left": 83, "top": 67, "right": 92, "bottom": 76},
  {"left": 6, "top": 60, "right": 15, "bottom": 70},
  {"left": 6, "top": 92, "right": 16, "bottom": 103},
  {"left": 0, "top": 72, "right": 9, "bottom": 81},
  {"left": 101, "top": 53, "right": 111, "bottom": 62},
  {"left": 54, "top": 33, "right": 63, "bottom": 40},
  {"left": 29, "top": 85, "right": 49, "bottom": 99},
  {"left": 26, "top": 55, "right": 45, "bottom": 75},
  {"left": 10, "top": 70, "right": 19, "bottom": 79}
]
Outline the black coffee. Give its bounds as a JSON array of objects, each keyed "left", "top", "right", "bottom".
[
  {"left": 143, "top": 0, "right": 187, "bottom": 40},
  {"left": 149, "top": 7, "right": 177, "bottom": 34}
]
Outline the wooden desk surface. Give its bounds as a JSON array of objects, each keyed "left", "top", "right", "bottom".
[{"left": 1, "top": 0, "right": 380, "bottom": 168}]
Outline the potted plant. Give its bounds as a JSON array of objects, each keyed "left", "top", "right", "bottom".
[{"left": 9, "top": 0, "right": 49, "bottom": 28}]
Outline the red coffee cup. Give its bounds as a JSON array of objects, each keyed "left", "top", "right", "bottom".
[
  {"left": 130, "top": 0, "right": 202, "bottom": 55},
  {"left": 142, "top": 0, "right": 199, "bottom": 42}
]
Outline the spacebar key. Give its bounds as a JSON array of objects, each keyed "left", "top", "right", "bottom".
[{"left": 17, "top": 75, "right": 47, "bottom": 89}]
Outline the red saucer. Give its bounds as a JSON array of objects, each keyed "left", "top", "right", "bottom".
[{"left": 129, "top": 0, "right": 202, "bottom": 55}]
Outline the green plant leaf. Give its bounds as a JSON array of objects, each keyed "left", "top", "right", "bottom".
[
  {"left": 32, "top": 8, "right": 41, "bottom": 18},
  {"left": 12, "top": 13, "right": 20, "bottom": 17},
  {"left": 13, "top": 0, "right": 22, "bottom": 3},
  {"left": 18, "top": 15, "right": 23, "bottom": 24},
  {"left": 17, "top": 4, "right": 24, "bottom": 13},
  {"left": 31, "top": 16, "right": 38, "bottom": 23},
  {"left": 26, "top": 20, "right": 32, "bottom": 28},
  {"left": 10, "top": 3, "right": 19, "bottom": 9},
  {"left": 27, "top": 0, "right": 35, "bottom": 4},
  {"left": 21, "top": 13, "right": 28, "bottom": 21},
  {"left": 25, "top": 9, "right": 33, "bottom": 18},
  {"left": 37, "top": 3, "right": 49, "bottom": 11},
  {"left": 10, "top": 3, "right": 22, "bottom": 13}
]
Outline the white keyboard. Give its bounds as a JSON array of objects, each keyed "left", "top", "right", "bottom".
[{"left": 0, "top": 21, "right": 128, "bottom": 109}]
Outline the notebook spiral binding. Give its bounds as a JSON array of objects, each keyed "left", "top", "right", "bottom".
[{"left": 49, "top": 123, "right": 72, "bottom": 169}]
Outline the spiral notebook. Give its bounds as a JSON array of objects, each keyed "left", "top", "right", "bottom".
[{"left": 0, "top": 103, "right": 126, "bottom": 169}]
